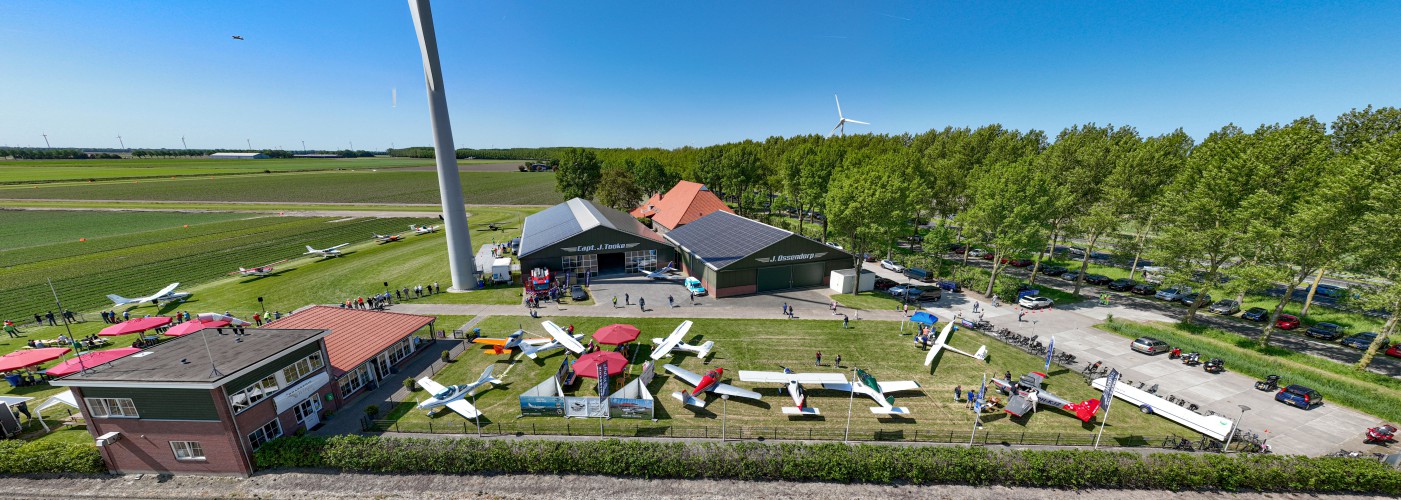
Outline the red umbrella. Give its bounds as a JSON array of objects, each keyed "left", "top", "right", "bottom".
[
  {"left": 99, "top": 316, "right": 173, "bottom": 336},
  {"left": 45, "top": 348, "right": 142, "bottom": 377},
  {"left": 572, "top": 351, "right": 628, "bottom": 378},
  {"left": 164, "top": 320, "right": 230, "bottom": 337},
  {"left": 592, "top": 324, "right": 641, "bottom": 345},
  {"left": 0, "top": 347, "right": 72, "bottom": 372}
]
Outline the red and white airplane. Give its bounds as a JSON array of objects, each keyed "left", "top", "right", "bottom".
[
  {"left": 992, "top": 371, "right": 1101, "bottom": 423},
  {"left": 739, "top": 366, "right": 848, "bottom": 415},
  {"left": 374, "top": 233, "right": 404, "bottom": 243},
  {"left": 229, "top": 259, "right": 288, "bottom": 277},
  {"left": 411, "top": 224, "right": 440, "bottom": 235},
  {"left": 663, "top": 365, "right": 761, "bottom": 408}
]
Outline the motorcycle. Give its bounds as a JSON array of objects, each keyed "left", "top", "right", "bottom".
[
  {"left": 1168, "top": 347, "right": 1182, "bottom": 359},
  {"left": 1254, "top": 375, "right": 1280, "bottom": 391},
  {"left": 1365, "top": 424, "right": 1397, "bottom": 444},
  {"left": 1180, "top": 352, "right": 1201, "bottom": 366},
  {"left": 1203, "top": 358, "right": 1225, "bottom": 374}
]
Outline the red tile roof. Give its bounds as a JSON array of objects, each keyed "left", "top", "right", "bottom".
[
  {"left": 629, "top": 180, "right": 734, "bottom": 230},
  {"left": 261, "top": 306, "right": 434, "bottom": 377}
]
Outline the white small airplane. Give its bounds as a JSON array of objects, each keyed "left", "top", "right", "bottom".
[
  {"left": 411, "top": 224, "right": 440, "bottom": 234},
  {"left": 196, "top": 312, "right": 251, "bottom": 326},
  {"left": 472, "top": 328, "right": 583, "bottom": 359},
  {"left": 650, "top": 320, "right": 714, "bottom": 360},
  {"left": 416, "top": 365, "right": 503, "bottom": 419},
  {"left": 373, "top": 233, "right": 403, "bottom": 243},
  {"left": 739, "top": 367, "right": 848, "bottom": 415},
  {"left": 923, "top": 322, "right": 988, "bottom": 366},
  {"left": 304, "top": 243, "right": 349, "bottom": 258},
  {"left": 643, "top": 261, "right": 676, "bottom": 280},
  {"left": 540, "top": 321, "right": 587, "bottom": 354},
  {"left": 107, "top": 283, "right": 191, "bottom": 306},
  {"left": 664, "top": 365, "right": 761, "bottom": 408},
  {"left": 229, "top": 259, "right": 288, "bottom": 277},
  {"left": 822, "top": 368, "right": 921, "bottom": 415}
]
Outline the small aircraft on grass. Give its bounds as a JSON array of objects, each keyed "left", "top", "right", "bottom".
[
  {"left": 991, "top": 371, "right": 1101, "bottom": 423},
  {"left": 738, "top": 367, "right": 848, "bottom": 415},
  {"left": 663, "top": 365, "right": 761, "bottom": 408},
  {"left": 107, "top": 283, "right": 191, "bottom": 306},
  {"left": 540, "top": 321, "right": 588, "bottom": 355},
  {"left": 472, "top": 327, "right": 583, "bottom": 359},
  {"left": 304, "top": 243, "right": 349, "bottom": 258},
  {"left": 416, "top": 365, "right": 503, "bottom": 419},
  {"left": 229, "top": 260, "right": 288, "bottom": 277},
  {"left": 373, "top": 233, "right": 403, "bottom": 243},
  {"left": 411, "top": 224, "right": 440, "bottom": 234},
  {"left": 923, "top": 322, "right": 988, "bottom": 366},
  {"left": 643, "top": 262, "right": 676, "bottom": 280},
  {"left": 649, "top": 320, "right": 715, "bottom": 360},
  {"left": 821, "top": 368, "right": 921, "bottom": 415}
]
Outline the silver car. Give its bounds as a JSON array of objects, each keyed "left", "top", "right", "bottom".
[
  {"left": 1155, "top": 287, "right": 1190, "bottom": 301},
  {"left": 1131, "top": 337, "right": 1171, "bottom": 355},
  {"left": 880, "top": 259, "right": 905, "bottom": 273},
  {"left": 1208, "top": 299, "right": 1241, "bottom": 315}
]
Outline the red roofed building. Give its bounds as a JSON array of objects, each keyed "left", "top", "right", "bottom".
[
  {"left": 262, "top": 306, "right": 435, "bottom": 403},
  {"left": 630, "top": 180, "right": 734, "bottom": 234}
]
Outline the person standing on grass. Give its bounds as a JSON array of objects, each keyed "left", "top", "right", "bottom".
[
  {"left": 842, "top": 315, "right": 849, "bottom": 329},
  {"left": 434, "top": 282, "right": 440, "bottom": 294},
  {"left": 954, "top": 384, "right": 962, "bottom": 401},
  {"left": 46, "top": 311, "right": 56, "bottom": 326},
  {"left": 34, "top": 313, "right": 43, "bottom": 326},
  {"left": 835, "top": 353, "right": 842, "bottom": 367},
  {"left": 816, "top": 351, "right": 822, "bottom": 366}
]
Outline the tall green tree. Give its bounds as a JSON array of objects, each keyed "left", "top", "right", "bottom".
[
  {"left": 1346, "top": 135, "right": 1401, "bottom": 369},
  {"left": 1038, "top": 124, "right": 1140, "bottom": 296},
  {"left": 631, "top": 156, "right": 676, "bottom": 196},
  {"left": 596, "top": 162, "right": 646, "bottom": 211},
  {"left": 825, "top": 150, "right": 921, "bottom": 268},
  {"left": 555, "top": 148, "right": 602, "bottom": 200},
  {"left": 957, "top": 157, "right": 1051, "bottom": 296},
  {"left": 1331, "top": 105, "right": 1401, "bottom": 155}
]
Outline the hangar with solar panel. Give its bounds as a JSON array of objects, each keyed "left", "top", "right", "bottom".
[
  {"left": 517, "top": 198, "right": 677, "bottom": 281},
  {"left": 664, "top": 211, "right": 854, "bottom": 297}
]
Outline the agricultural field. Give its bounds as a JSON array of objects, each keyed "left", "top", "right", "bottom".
[
  {"left": 0, "top": 157, "right": 450, "bottom": 184},
  {"left": 0, "top": 170, "right": 563, "bottom": 206},
  {"left": 382, "top": 316, "right": 1186, "bottom": 444},
  {"left": 0, "top": 210, "right": 250, "bottom": 249}
]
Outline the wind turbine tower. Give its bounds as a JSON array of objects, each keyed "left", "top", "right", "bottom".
[
  {"left": 246, "top": 138, "right": 252, "bottom": 150},
  {"left": 829, "top": 95, "right": 869, "bottom": 136},
  {"left": 42, "top": 133, "right": 50, "bottom": 149},
  {"left": 181, "top": 136, "right": 188, "bottom": 149},
  {"left": 116, "top": 134, "right": 124, "bottom": 149}
]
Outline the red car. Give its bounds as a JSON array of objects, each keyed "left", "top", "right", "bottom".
[
  {"left": 1005, "top": 258, "right": 1033, "bottom": 267},
  {"left": 1276, "top": 314, "right": 1301, "bottom": 330},
  {"left": 1386, "top": 344, "right": 1401, "bottom": 359},
  {"left": 982, "top": 253, "right": 996, "bottom": 261}
]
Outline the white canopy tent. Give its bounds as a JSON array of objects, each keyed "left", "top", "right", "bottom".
[{"left": 32, "top": 391, "right": 78, "bottom": 432}]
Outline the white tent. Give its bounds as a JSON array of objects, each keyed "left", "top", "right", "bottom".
[{"left": 33, "top": 391, "right": 78, "bottom": 432}]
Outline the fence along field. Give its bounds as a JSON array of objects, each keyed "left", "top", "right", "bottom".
[
  {"left": 0, "top": 215, "right": 433, "bottom": 322},
  {"left": 0, "top": 170, "right": 563, "bottom": 206}
]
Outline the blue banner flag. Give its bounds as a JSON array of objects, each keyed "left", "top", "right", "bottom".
[
  {"left": 1044, "top": 336, "right": 1055, "bottom": 371},
  {"left": 1101, "top": 369, "right": 1119, "bottom": 410},
  {"left": 973, "top": 373, "right": 987, "bottom": 413},
  {"left": 597, "top": 361, "right": 610, "bottom": 400}
]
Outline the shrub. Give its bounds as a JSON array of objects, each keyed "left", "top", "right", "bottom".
[
  {"left": 441, "top": 351, "right": 452, "bottom": 363},
  {"left": 403, "top": 378, "right": 417, "bottom": 391},
  {"left": 0, "top": 440, "right": 105, "bottom": 474},
  {"left": 364, "top": 405, "right": 380, "bottom": 418}
]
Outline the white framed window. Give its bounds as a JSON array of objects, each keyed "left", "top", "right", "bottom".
[
  {"left": 248, "top": 418, "right": 282, "bottom": 450},
  {"left": 294, "top": 396, "right": 322, "bottom": 423},
  {"left": 231, "top": 351, "right": 324, "bottom": 414},
  {"left": 338, "top": 363, "right": 373, "bottom": 396},
  {"left": 84, "top": 398, "right": 138, "bottom": 418},
  {"left": 280, "top": 351, "right": 325, "bottom": 386},
  {"left": 170, "top": 441, "right": 205, "bottom": 460}
]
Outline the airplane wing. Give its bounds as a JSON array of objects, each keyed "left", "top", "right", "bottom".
[
  {"left": 662, "top": 364, "right": 703, "bottom": 387},
  {"left": 1035, "top": 389, "right": 1072, "bottom": 409},
  {"left": 329, "top": 243, "right": 350, "bottom": 250},
  {"left": 443, "top": 399, "right": 482, "bottom": 419},
  {"left": 649, "top": 321, "right": 692, "bottom": 360},
  {"left": 519, "top": 337, "right": 555, "bottom": 346},
  {"left": 738, "top": 371, "right": 848, "bottom": 384},
  {"left": 924, "top": 322, "right": 955, "bottom": 366},
  {"left": 154, "top": 282, "right": 180, "bottom": 298},
  {"left": 879, "top": 380, "right": 922, "bottom": 393},
  {"left": 711, "top": 383, "right": 762, "bottom": 401},
  {"left": 541, "top": 321, "right": 585, "bottom": 353},
  {"left": 417, "top": 377, "right": 448, "bottom": 395},
  {"left": 471, "top": 337, "right": 510, "bottom": 346}
]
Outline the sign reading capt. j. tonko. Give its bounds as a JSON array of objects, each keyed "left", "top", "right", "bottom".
[
  {"left": 560, "top": 243, "right": 641, "bottom": 253},
  {"left": 754, "top": 252, "right": 827, "bottom": 263}
]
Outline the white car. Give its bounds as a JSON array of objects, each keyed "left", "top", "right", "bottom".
[
  {"left": 1018, "top": 295, "right": 1054, "bottom": 309},
  {"left": 879, "top": 259, "right": 904, "bottom": 273},
  {"left": 967, "top": 249, "right": 988, "bottom": 258}
]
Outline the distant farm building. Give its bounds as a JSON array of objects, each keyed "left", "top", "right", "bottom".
[{"left": 209, "top": 152, "right": 269, "bottom": 159}]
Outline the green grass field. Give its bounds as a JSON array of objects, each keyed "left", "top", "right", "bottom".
[
  {"left": 832, "top": 291, "right": 907, "bottom": 311},
  {"left": 0, "top": 210, "right": 250, "bottom": 249},
  {"left": 383, "top": 316, "right": 1186, "bottom": 444},
  {"left": 0, "top": 200, "right": 445, "bottom": 212},
  {"left": 0, "top": 170, "right": 563, "bottom": 206},
  {"left": 0, "top": 157, "right": 454, "bottom": 184}
]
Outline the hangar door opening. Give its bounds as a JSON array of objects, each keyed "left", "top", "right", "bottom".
[
  {"left": 792, "top": 262, "right": 825, "bottom": 288},
  {"left": 756, "top": 266, "right": 791, "bottom": 292},
  {"left": 598, "top": 252, "right": 626, "bottom": 276}
]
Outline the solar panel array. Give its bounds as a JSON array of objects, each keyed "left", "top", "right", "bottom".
[
  {"left": 666, "top": 211, "right": 791, "bottom": 269},
  {"left": 518, "top": 198, "right": 665, "bottom": 257}
]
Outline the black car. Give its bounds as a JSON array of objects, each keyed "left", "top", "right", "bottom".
[
  {"left": 1179, "top": 292, "right": 1211, "bottom": 306},
  {"left": 570, "top": 285, "right": 588, "bottom": 301},
  {"left": 937, "top": 279, "right": 961, "bottom": 292},
  {"left": 1305, "top": 322, "right": 1346, "bottom": 341},
  {"left": 1107, "top": 278, "right": 1137, "bottom": 291},
  {"left": 874, "top": 277, "right": 898, "bottom": 290},
  {"left": 1130, "top": 283, "right": 1158, "bottom": 295},
  {"left": 1241, "top": 307, "right": 1270, "bottom": 321},
  {"left": 1061, "top": 271, "right": 1081, "bottom": 282},
  {"left": 1084, "top": 274, "right": 1113, "bottom": 286},
  {"left": 1040, "top": 265, "right": 1068, "bottom": 276}
]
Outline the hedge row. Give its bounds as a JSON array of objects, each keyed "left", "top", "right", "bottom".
[
  {"left": 0, "top": 440, "right": 105, "bottom": 474},
  {"left": 255, "top": 436, "right": 1401, "bottom": 493}
]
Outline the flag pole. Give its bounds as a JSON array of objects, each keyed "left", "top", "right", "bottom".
[
  {"left": 1094, "top": 368, "right": 1119, "bottom": 449},
  {"left": 1094, "top": 399, "right": 1113, "bottom": 448},
  {"left": 844, "top": 366, "right": 856, "bottom": 443},
  {"left": 968, "top": 372, "right": 984, "bottom": 445}
]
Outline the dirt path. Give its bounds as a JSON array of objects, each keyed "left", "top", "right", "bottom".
[{"left": 0, "top": 471, "right": 1382, "bottom": 499}]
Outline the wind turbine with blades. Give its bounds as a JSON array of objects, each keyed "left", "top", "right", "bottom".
[{"left": 829, "top": 94, "right": 869, "bottom": 136}]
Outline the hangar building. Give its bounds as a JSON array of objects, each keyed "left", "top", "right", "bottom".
[
  {"left": 517, "top": 198, "right": 676, "bottom": 280},
  {"left": 665, "top": 211, "right": 853, "bottom": 297}
]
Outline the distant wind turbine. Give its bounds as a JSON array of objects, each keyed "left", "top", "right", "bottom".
[
  {"left": 116, "top": 134, "right": 124, "bottom": 149},
  {"left": 829, "top": 94, "right": 869, "bottom": 136},
  {"left": 42, "top": 133, "right": 50, "bottom": 149},
  {"left": 181, "top": 136, "right": 188, "bottom": 149},
  {"left": 246, "top": 138, "right": 252, "bottom": 150}
]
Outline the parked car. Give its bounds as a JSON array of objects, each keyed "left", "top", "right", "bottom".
[
  {"left": 903, "top": 267, "right": 935, "bottom": 282},
  {"left": 1130, "top": 337, "right": 1171, "bottom": 355},
  {"left": 1155, "top": 287, "right": 1190, "bottom": 301},
  {"left": 888, "top": 285, "right": 914, "bottom": 297},
  {"left": 1208, "top": 299, "right": 1241, "bottom": 315},
  {"left": 1304, "top": 322, "right": 1345, "bottom": 341},
  {"left": 862, "top": 253, "right": 878, "bottom": 263},
  {"left": 873, "top": 277, "right": 898, "bottom": 290},
  {"left": 684, "top": 277, "right": 707, "bottom": 296},
  {"left": 1241, "top": 307, "right": 1270, "bottom": 321},
  {"left": 1276, "top": 314, "right": 1301, "bottom": 330},
  {"left": 1005, "top": 258, "right": 1033, "bottom": 267},
  {"left": 880, "top": 259, "right": 905, "bottom": 272},
  {"left": 1179, "top": 292, "right": 1211, "bottom": 306},
  {"left": 1018, "top": 295, "right": 1054, "bottom": 309},
  {"left": 570, "top": 285, "right": 589, "bottom": 301},
  {"left": 1061, "top": 271, "right": 1081, "bottom": 282},
  {"left": 1084, "top": 274, "right": 1113, "bottom": 286},
  {"left": 1107, "top": 278, "right": 1137, "bottom": 291},
  {"left": 914, "top": 286, "right": 943, "bottom": 302},
  {"left": 1314, "top": 283, "right": 1348, "bottom": 298},
  {"left": 981, "top": 252, "right": 997, "bottom": 261},
  {"left": 1040, "top": 265, "right": 1068, "bottom": 276},
  {"left": 1386, "top": 343, "right": 1401, "bottom": 358},
  {"left": 967, "top": 249, "right": 988, "bottom": 258},
  {"left": 948, "top": 243, "right": 968, "bottom": 254},
  {"left": 1341, "top": 332, "right": 1379, "bottom": 350},
  {"left": 1275, "top": 384, "right": 1323, "bottom": 409},
  {"left": 937, "top": 279, "right": 962, "bottom": 292},
  {"left": 1130, "top": 283, "right": 1158, "bottom": 295}
]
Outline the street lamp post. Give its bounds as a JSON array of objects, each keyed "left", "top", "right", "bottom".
[
  {"left": 721, "top": 394, "right": 729, "bottom": 441},
  {"left": 473, "top": 392, "right": 482, "bottom": 437},
  {"left": 257, "top": 297, "right": 265, "bottom": 318},
  {"left": 844, "top": 366, "right": 856, "bottom": 443},
  {"left": 1224, "top": 404, "right": 1250, "bottom": 451}
]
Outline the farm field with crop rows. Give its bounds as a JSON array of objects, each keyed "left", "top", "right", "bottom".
[
  {"left": 0, "top": 170, "right": 562, "bottom": 205},
  {"left": 0, "top": 157, "right": 449, "bottom": 184},
  {"left": 0, "top": 210, "right": 251, "bottom": 249}
]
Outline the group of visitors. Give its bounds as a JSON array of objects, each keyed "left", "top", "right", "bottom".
[
  {"left": 99, "top": 310, "right": 129, "bottom": 324},
  {"left": 32, "top": 310, "right": 76, "bottom": 327}
]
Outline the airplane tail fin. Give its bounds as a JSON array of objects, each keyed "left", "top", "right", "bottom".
[
  {"left": 671, "top": 392, "right": 706, "bottom": 408},
  {"left": 476, "top": 365, "right": 500, "bottom": 385},
  {"left": 1069, "top": 399, "right": 1102, "bottom": 423},
  {"left": 306, "top": 245, "right": 316, "bottom": 253},
  {"left": 694, "top": 341, "right": 715, "bottom": 359},
  {"left": 973, "top": 345, "right": 988, "bottom": 360},
  {"left": 107, "top": 294, "right": 132, "bottom": 305}
]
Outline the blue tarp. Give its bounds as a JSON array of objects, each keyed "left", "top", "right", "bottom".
[{"left": 910, "top": 311, "right": 939, "bottom": 325}]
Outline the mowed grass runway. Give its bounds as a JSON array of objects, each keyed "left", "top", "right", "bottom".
[
  {"left": 0, "top": 169, "right": 563, "bottom": 206},
  {"left": 385, "top": 316, "right": 1187, "bottom": 444}
]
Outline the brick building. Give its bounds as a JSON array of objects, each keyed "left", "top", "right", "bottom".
[{"left": 261, "top": 306, "right": 435, "bottom": 403}]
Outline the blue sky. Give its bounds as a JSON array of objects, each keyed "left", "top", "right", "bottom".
[{"left": 2, "top": 1, "right": 1399, "bottom": 150}]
